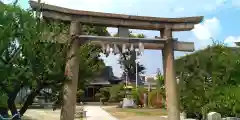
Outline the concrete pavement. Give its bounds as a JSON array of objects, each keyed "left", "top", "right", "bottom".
[
  {"left": 23, "top": 105, "right": 118, "bottom": 120},
  {"left": 85, "top": 106, "right": 118, "bottom": 120}
]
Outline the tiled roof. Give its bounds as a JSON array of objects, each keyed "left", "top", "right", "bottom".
[{"left": 90, "top": 66, "right": 122, "bottom": 85}]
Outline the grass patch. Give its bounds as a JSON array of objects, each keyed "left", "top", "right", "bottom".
[{"left": 104, "top": 107, "right": 167, "bottom": 119}]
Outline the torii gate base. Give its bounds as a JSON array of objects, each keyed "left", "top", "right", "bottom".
[{"left": 29, "top": 1, "right": 203, "bottom": 120}]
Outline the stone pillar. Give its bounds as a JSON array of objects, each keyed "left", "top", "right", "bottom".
[
  {"left": 160, "top": 29, "right": 167, "bottom": 109},
  {"left": 118, "top": 27, "right": 129, "bottom": 37},
  {"left": 160, "top": 29, "right": 166, "bottom": 81},
  {"left": 162, "top": 28, "right": 180, "bottom": 120},
  {"left": 118, "top": 27, "right": 129, "bottom": 81},
  {"left": 61, "top": 21, "right": 81, "bottom": 120},
  {"left": 143, "top": 93, "right": 148, "bottom": 108}
]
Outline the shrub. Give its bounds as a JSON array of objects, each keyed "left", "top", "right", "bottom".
[
  {"left": 148, "top": 89, "right": 164, "bottom": 108},
  {"left": 201, "top": 86, "right": 240, "bottom": 118},
  {"left": 76, "top": 89, "right": 84, "bottom": 103},
  {"left": 0, "top": 93, "right": 8, "bottom": 108},
  {"left": 108, "top": 84, "right": 125, "bottom": 102},
  {"left": 178, "top": 45, "right": 240, "bottom": 118},
  {"left": 95, "top": 87, "right": 110, "bottom": 103},
  {"left": 131, "top": 86, "right": 146, "bottom": 106},
  {"left": 0, "top": 93, "right": 8, "bottom": 117}
]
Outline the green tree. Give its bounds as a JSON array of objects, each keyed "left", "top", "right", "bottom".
[
  {"left": 77, "top": 25, "right": 108, "bottom": 90},
  {"left": 0, "top": 2, "right": 38, "bottom": 117},
  {"left": 156, "top": 69, "right": 164, "bottom": 89},
  {"left": 113, "top": 32, "right": 146, "bottom": 82},
  {"left": 0, "top": 2, "right": 108, "bottom": 118},
  {"left": 155, "top": 69, "right": 165, "bottom": 99},
  {"left": 176, "top": 44, "right": 240, "bottom": 119}
]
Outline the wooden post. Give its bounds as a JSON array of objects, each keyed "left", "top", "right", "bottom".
[
  {"left": 61, "top": 21, "right": 81, "bottom": 120},
  {"left": 162, "top": 28, "right": 180, "bottom": 120}
]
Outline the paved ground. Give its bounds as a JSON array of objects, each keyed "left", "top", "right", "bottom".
[
  {"left": 102, "top": 106, "right": 168, "bottom": 120},
  {"left": 121, "top": 116, "right": 167, "bottom": 120},
  {"left": 23, "top": 105, "right": 169, "bottom": 120},
  {"left": 23, "top": 106, "right": 118, "bottom": 120},
  {"left": 85, "top": 106, "right": 118, "bottom": 120}
]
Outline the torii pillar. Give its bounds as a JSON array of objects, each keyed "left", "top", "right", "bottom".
[
  {"left": 161, "top": 28, "right": 180, "bottom": 120},
  {"left": 61, "top": 21, "right": 82, "bottom": 120}
]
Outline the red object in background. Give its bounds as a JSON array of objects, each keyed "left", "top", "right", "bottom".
[
  {"left": 149, "top": 92, "right": 163, "bottom": 108},
  {"left": 138, "top": 92, "right": 163, "bottom": 108}
]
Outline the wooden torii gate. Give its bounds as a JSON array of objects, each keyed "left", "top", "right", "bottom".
[{"left": 29, "top": 1, "right": 203, "bottom": 120}]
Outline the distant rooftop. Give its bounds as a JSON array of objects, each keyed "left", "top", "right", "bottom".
[{"left": 90, "top": 66, "right": 121, "bottom": 85}]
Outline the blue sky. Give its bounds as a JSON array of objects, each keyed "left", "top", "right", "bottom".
[{"left": 4, "top": 0, "right": 240, "bottom": 77}]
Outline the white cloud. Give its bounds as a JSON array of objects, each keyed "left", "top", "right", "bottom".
[
  {"left": 193, "top": 17, "right": 221, "bottom": 40},
  {"left": 224, "top": 36, "right": 240, "bottom": 47},
  {"left": 2, "top": 0, "right": 14, "bottom": 4},
  {"left": 192, "top": 17, "right": 221, "bottom": 48}
]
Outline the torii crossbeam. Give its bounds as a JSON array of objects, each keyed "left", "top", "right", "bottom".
[{"left": 29, "top": 1, "right": 203, "bottom": 120}]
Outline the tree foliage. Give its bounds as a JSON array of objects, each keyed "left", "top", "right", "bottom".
[
  {"left": 113, "top": 32, "right": 146, "bottom": 82},
  {"left": 176, "top": 44, "right": 240, "bottom": 118},
  {"left": 0, "top": 2, "right": 107, "bottom": 118},
  {"left": 77, "top": 25, "right": 110, "bottom": 87},
  {"left": 155, "top": 69, "right": 164, "bottom": 90},
  {"left": 155, "top": 69, "right": 165, "bottom": 100}
]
